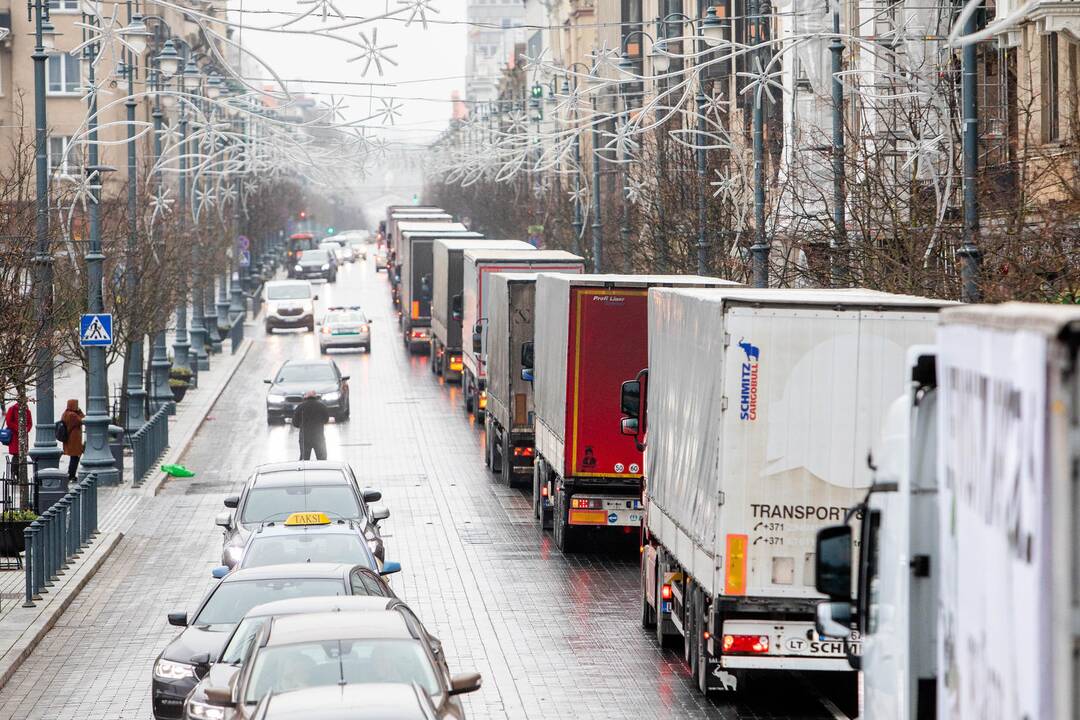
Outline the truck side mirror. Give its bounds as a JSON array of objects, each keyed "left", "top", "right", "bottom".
[
  {"left": 520, "top": 342, "right": 534, "bottom": 371},
  {"left": 472, "top": 322, "right": 482, "bottom": 354},
  {"left": 815, "top": 601, "right": 853, "bottom": 639},
  {"left": 451, "top": 294, "right": 463, "bottom": 322},
  {"left": 620, "top": 380, "right": 641, "bottom": 418},
  {"left": 815, "top": 525, "right": 852, "bottom": 599},
  {"left": 620, "top": 417, "right": 638, "bottom": 436}
]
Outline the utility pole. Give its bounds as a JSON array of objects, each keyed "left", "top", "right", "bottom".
[
  {"left": 829, "top": 2, "right": 846, "bottom": 287},
  {"left": 590, "top": 95, "right": 603, "bottom": 273},
  {"left": 79, "top": 25, "right": 118, "bottom": 485},
  {"left": 958, "top": 12, "right": 981, "bottom": 302},
  {"left": 696, "top": 89, "right": 708, "bottom": 275},
  {"left": 27, "top": 0, "right": 61, "bottom": 476},
  {"left": 148, "top": 64, "right": 174, "bottom": 414}
]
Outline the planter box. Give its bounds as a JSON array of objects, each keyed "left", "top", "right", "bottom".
[
  {"left": 171, "top": 384, "right": 188, "bottom": 403},
  {"left": 0, "top": 521, "right": 32, "bottom": 556}
]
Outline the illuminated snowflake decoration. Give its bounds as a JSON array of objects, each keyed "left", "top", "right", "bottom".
[
  {"left": 587, "top": 42, "right": 620, "bottom": 76},
  {"left": 375, "top": 98, "right": 403, "bottom": 126},
  {"left": 71, "top": 3, "right": 139, "bottom": 72},
  {"left": 568, "top": 186, "right": 589, "bottom": 206},
  {"left": 369, "top": 137, "right": 392, "bottom": 162},
  {"left": 737, "top": 54, "right": 785, "bottom": 105},
  {"left": 157, "top": 121, "right": 180, "bottom": 152},
  {"left": 506, "top": 111, "right": 528, "bottom": 134},
  {"left": 318, "top": 95, "right": 351, "bottom": 124},
  {"left": 710, "top": 169, "right": 740, "bottom": 200},
  {"left": 292, "top": 0, "right": 347, "bottom": 24},
  {"left": 149, "top": 186, "right": 174, "bottom": 223},
  {"left": 625, "top": 178, "right": 645, "bottom": 204},
  {"left": 699, "top": 92, "right": 731, "bottom": 119},
  {"left": 347, "top": 29, "right": 398, "bottom": 78},
  {"left": 397, "top": 0, "right": 440, "bottom": 29}
]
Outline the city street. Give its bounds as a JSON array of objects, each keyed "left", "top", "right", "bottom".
[{"left": 0, "top": 258, "right": 851, "bottom": 720}]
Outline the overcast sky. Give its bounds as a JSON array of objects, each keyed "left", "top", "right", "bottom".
[{"left": 234, "top": 0, "right": 469, "bottom": 145}]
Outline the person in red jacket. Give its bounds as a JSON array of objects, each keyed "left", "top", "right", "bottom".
[{"left": 4, "top": 401, "right": 32, "bottom": 478}]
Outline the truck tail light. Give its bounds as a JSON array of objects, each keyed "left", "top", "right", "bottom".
[
  {"left": 410, "top": 329, "right": 429, "bottom": 339},
  {"left": 660, "top": 583, "right": 672, "bottom": 601},
  {"left": 478, "top": 391, "right": 487, "bottom": 409},
  {"left": 721, "top": 634, "right": 770, "bottom": 654},
  {"left": 541, "top": 485, "right": 549, "bottom": 497},
  {"left": 571, "top": 497, "right": 601, "bottom": 509},
  {"left": 449, "top": 356, "right": 463, "bottom": 372},
  {"left": 512, "top": 446, "right": 534, "bottom": 458}
]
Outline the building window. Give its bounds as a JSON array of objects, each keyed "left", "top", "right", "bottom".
[
  {"left": 47, "top": 53, "right": 81, "bottom": 94},
  {"left": 1042, "top": 32, "right": 1060, "bottom": 143},
  {"left": 47, "top": 136, "right": 82, "bottom": 176},
  {"left": 47, "top": 0, "right": 79, "bottom": 9}
]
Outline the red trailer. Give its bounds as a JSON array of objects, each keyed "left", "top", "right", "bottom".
[{"left": 532, "top": 274, "right": 736, "bottom": 552}]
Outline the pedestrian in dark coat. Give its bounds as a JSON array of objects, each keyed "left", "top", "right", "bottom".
[
  {"left": 61, "top": 399, "right": 85, "bottom": 480},
  {"left": 292, "top": 390, "right": 330, "bottom": 461}
]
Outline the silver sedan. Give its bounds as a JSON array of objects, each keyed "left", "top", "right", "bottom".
[{"left": 319, "top": 307, "right": 371, "bottom": 353}]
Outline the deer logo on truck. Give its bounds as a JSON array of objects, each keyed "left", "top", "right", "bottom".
[{"left": 738, "top": 339, "right": 760, "bottom": 421}]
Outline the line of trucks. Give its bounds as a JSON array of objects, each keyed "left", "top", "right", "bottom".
[{"left": 383, "top": 206, "right": 1080, "bottom": 717}]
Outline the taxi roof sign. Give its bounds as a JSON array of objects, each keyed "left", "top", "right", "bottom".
[{"left": 284, "top": 512, "right": 332, "bottom": 527}]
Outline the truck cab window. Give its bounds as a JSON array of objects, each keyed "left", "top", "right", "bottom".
[{"left": 857, "top": 509, "right": 881, "bottom": 635}]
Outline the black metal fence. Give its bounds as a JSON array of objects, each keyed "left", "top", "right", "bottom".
[
  {"left": 131, "top": 405, "right": 169, "bottom": 485},
  {"left": 22, "top": 473, "right": 99, "bottom": 607},
  {"left": 229, "top": 312, "right": 245, "bottom": 354}
]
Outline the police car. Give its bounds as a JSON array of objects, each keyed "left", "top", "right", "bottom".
[{"left": 214, "top": 512, "right": 400, "bottom": 578}]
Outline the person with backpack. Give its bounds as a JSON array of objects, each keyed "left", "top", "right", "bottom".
[
  {"left": 59, "top": 399, "right": 84, "bottom": 481},
  {"left": 292, "top": 390, "right": 329, "bottom": 460}
]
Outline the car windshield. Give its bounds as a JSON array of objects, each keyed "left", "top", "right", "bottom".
[
  {"left": 245, "top": 639, "right": 439, "bottom": 703},
  {"left": 242, "top": 533, "right": 370, "bottom": 569},
  {"left": 241, "top": 485, "right": 360, "bottom": 524},
  {"left": 300, "top": 249, "right": 330, "bottom": 263},
  {"left": 274, "top": 364, "right": 336, "bottom": 383},
  {"left": 328, "top": 312, "right": 366, "bottom": 324},
  {"left": 194, "top": 579, "right": 345, "bottom": 627},
  {"left": 220, "top": 617, "right": 268, "bottom": 664},
  {"left": 266, "top": 285, "right": 310, "bottom": 301}
]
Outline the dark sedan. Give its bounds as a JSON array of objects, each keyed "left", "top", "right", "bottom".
[
  {"left": 252, "top": 684, "right": 442, "bottom": 719},
  {"left": 152, "top": 564, "right": 373, "bottom": 720},
  {"left": 291, "top": 247, "right": 337, "bottom": 282},
  {"left": 264, "top": 359, "right": 350, "bottom": 424}
]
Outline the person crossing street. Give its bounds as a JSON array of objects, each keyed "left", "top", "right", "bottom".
[{"left": 292, "top": 390, "right": 330, "bottom": 460}]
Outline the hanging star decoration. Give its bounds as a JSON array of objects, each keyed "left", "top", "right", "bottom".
[
  {"left": 710, "top": 169, "right": 741, "bottom": 200},
  {"left": 71, "top": 3, "right": 139, "bottom": 72},
  {"left": 587, "top": 41, "right": 620, "bottom": 76},
  {"left": 397, "top": 0, "right": 440, "bottom": 29},
  {"left": 319, "top": 95, "right": 351, "bottom": 124},
  {"left": 506, "top": 111, "right": 528, "bottom": 134},
  {"left": 289, "top": 0, "right": 347, "bottom": 25},
  {"left": 568, "top": 186, "right": 589, "bottom": 206},
  {"left": 157, "top": 121, "right": 181, "bottom": 153},
  {"left": 369, "top": 137, "right": 392, "bottom": 162},
  {"left": 699, "top": 91, "right": 731, "bottom": 120},
  {"left": 347, "top": 29, "right": 399, "bottom": 78},
  {"left": 625, "top": 178, "right": 645, "bottom": 204},
  {"left": 737, "top": 54, "right": 785, "bottom": 106}
]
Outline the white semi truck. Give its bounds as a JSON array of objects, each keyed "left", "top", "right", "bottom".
[
  {"left": 815, "top": 302, "right": 1080, "bottom": 720},
  {"left": 623, "top": 287, "right": 948, "bottom": 697}
]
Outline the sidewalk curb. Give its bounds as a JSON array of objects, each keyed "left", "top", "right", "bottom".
[
  {"left": 144, "top": 338, "right": 254, "bottom": 497},
  {"left": 0, "top": 530, "right": 123, "bottom": 692}
]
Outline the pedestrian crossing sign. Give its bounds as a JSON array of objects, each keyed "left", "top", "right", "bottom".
[{"left": 79, "top": 313, "right": 113, "bottom": 347}]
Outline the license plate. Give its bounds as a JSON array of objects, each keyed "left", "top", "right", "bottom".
[
  {"left": 783, "top": 634, "right": 861, "bottom": 657},
  {"left": 333, "top": 330, "right": 358, "bottom": 336}
]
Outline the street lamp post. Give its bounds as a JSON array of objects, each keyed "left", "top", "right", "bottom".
[
  {"left": 147, "top": 61, "right": 175, "bottom": 414},
  {"left": 958, "top": 11, "right": 981, "bottom": 302},
  {"left": 748, "top": 0, "right": 771, "bottom": 288},
  {"left": 590, "top": 92, "right": 603, "bottom": 273},
  {"left": 27, "top": 0, "right": 61, "bottom": 477},
  {"left": 562, "top": 71, "right": 585, "bottom": 256},
  {"left": 183, "top": 58, "right": 209, "bottom": 371},
  {"left": 78, "top": 22, "right": 118, "bottom": 485},
  {"left": 121, "top": 8, "right": 150, "bottom": 432},
  {"left": 829, "top": 1, "right": 846, "bottom": 286},
  {"left": 171, "top": 49, "right": 195, "bottom": 384}
]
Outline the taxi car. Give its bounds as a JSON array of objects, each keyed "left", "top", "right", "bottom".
[
  {"left": 190, "top": 608, "right": 481, "bottom": 719},
  {"left": 318, "top": 306, "right": 371, "bottom": 354},
  {"left": 251, "top": 683, "right": 441, "bottom": 719},
  {"left": 263, "top": 359, "right": 350, "bottom": 424},
  {"left": 184, "top": 596, "right": 403, "bottom": 720},
  {"left": 217, "top": 462, "right": 387, "bottom": 569},
  {"left": 216, "top": 512, "right": 400, "bottom": 577},
  {"left": 153, "top": 564, "right": 385, "bottom": 720}
]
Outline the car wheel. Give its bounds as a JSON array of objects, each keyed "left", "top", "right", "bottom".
[
  {"left": 319, "top": 346, "right": 327, "bottom": 355},
  {"left": 264, "top": 323, "right": 273, "bottom": 334},
  {"left": 266, "top": 412, "right": 277, "bottom": 425},
  {"left": 363, "top": 343, "right": 371, "bottom": 353},
  {"left": 307, "top": 320, "right": 315, "bottom": 332}
]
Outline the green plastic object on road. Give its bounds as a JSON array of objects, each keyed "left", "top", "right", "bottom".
[{"left": 161, "top": 464, "right": 195, "bottom": 478}]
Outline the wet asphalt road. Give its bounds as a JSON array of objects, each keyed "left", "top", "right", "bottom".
[{"left": 0, "top": 257, "right": 855, "bottom": 719}]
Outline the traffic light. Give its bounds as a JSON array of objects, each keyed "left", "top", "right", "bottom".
[
  {"left": 531, "top": 83, "right": 543, "bottom": 99},
  {"left": 299, "top": 210, "right": 307, "bottom": 220},
  {"left": 327, "top": 227, "right": 335, "bottom": 235}
]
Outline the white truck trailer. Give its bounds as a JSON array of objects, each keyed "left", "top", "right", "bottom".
[
  {"left": 627, "top": 287, "right": 948, "bottom": 697},
  {"left": 461, "top": 249, "right": 584, "bottom": 420},
  {"left": 431, "top": 239, "right": 532, "bottom": 381},
  {"left": 815, "top": 302, "right": 1080, "bottom": 720}
]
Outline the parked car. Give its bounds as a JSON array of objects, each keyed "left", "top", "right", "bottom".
[
  {"left": 292, "top": 247, "right": 337, "bottom": 282},
  {"left": 264, "top": 359, "right": 350, "bottom": 424},
  {"left": 189, "top": 608, "right": 481, "bottom": 719},
  {"left": 152, "top": 564, "right": 377, "bottom": 720},
  {"left": 216, "top": 460, "right": 386, "bottom": 568},
  {"left": 263, "top": 281, "right": 316, "bottom": 334},
  {"left": 319, "top": 306, "right": 371, "bottom": 354}
]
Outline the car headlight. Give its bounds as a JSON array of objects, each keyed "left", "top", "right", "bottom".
[
  {"left": 322, "top": 391, "right": 340, "bottom": 402},
  {"left": 321, "top": 263, "right": 330, "bottom": 270},
  {"left": 266, "top": 393, "right": 286, "bottom": 404},
  {"left": 186, "top": 699, "right": 227, "bottom": 720},
  {"left": 294, "top": 264, "right": 302, "bottom": 272},
  {"left": 154, "top": 658, "right": 195, "bottom": 680}
]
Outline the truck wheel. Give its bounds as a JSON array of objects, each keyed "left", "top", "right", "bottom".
[
  {"left": 430, "top": 342, "right": 439, "bottom": 375},
  {"left": 532, "top": 461, "right": 543, "bottom": 520},
  {"left": 499, "top": 436, "right": 511, "bottom": 486},
  {"left": 554, "top": 488, "right": 577, "bottom": 553},
  {"left": 483, "top": 423, "right": 493, "bottom": 468},
  {"left": 640, "top": 555, "right": 656, "bottom": 628},
  {"left": 463, "top": 373, "right": 474, "bottom": 413},
  {"left": 490, "top": 427, "right": 503, "bottom": 477},
  {"left": 694, "top": 588, "right": 711, "bottom": 696}
]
